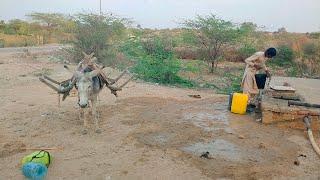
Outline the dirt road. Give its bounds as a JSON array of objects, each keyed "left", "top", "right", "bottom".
[{"left": 0, "top": 46, "right": 319, "bottom": 179}]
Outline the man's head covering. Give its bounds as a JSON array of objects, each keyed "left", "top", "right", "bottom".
[{"left": 265, "top": 48, "right": 277, "bottom": 58}]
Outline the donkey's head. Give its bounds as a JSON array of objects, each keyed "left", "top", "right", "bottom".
[
  {"left": 74, "top": 70, "right": 99, "bottom": 108},
  {"left": 82, "top": 52, "right": 96, "bottom": 66}
]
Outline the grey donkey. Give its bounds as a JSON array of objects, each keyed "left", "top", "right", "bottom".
[
  {"left": 74, "top": 69, "right": 103, "bottom": 134},
  {"left": 39, "top": 66, "right": 132, "bottom": 134}
]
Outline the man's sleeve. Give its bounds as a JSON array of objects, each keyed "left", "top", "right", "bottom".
[{"left": 244, "top": 53, "right": 259, "bottom": 66}]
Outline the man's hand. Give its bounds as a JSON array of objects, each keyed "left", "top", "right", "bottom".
[{"left": 254, "top": 64, "right": 261, "bottom": 70}]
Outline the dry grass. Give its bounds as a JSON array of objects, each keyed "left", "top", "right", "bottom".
[
  {"left": 0, "top": 33, "right": 73, "bottom": 47},
  {"left": 0, "top": 33, "right": 37, "bottom": 47}
]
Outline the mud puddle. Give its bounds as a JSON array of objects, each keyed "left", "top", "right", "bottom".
[
  {"left": 182, "top": 102, "right": 233, "bottom": 134},
  {"left": 182, "top": 139, "right": 263, "bottom": 162}
]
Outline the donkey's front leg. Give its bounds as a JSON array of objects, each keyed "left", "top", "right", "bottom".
[
  {"left": 91, "top": 97, "right": 101, "bottom": 134},
  {"left": 79, "top": 108, "right": 88, "bottom": 134}
]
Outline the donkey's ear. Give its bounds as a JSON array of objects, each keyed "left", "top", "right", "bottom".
[
  {"left": 88, "top": 69, "right": 100, "bottom": 78},
  {"left": 89, "top": 52, "right": 95, "bottom": 58},
  {"left": 82, "top": 51, "right": 88, "bottom": 57}
]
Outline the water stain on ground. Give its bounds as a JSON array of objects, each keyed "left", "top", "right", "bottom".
[
  {"left": 119, "top": 97, "right": 313, "bottom": 179},
  {"left": 183, "top": 139, "right": 243, "bottom": 161},
  {"left": 182, "top": 139, "right": 264, "bottom": 162},
  {"left": 182, "top": 110, "right": 233, "bottom": 134}
]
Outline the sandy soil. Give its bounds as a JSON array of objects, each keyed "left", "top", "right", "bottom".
[{"left": 0, "top": 46, "right": 319, "bottom": 180}]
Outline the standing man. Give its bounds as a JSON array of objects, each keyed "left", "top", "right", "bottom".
[{"left": 241, "top": 48, "right": 277, "bottom": 104}]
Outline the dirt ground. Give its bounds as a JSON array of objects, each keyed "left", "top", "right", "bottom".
[{"left": 0, "top": 46, "right": 319, "bottom": 180}]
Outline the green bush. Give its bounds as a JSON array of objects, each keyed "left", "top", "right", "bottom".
[
  {"left": 302, "top": 43, "right": 320, "bottom": 75},
  {"left": 237, "top": 44, "right": 257, "bottom": 61},
  {"left": 270, "top": 45, "right": 294, "bottom": 67},
  {"left": 4, "top": 27, "right": 16, "bottom": 35},
  {"left": 0, "top": 39, "right": 4, "bottom": 48},
  {"left": 218, "top": 71, "right": 243, "bottom": 94},
  {"left": 121, "top": 37, "right": 194, "bottom": 87},
  {"left": 303, "top": 43, "right": 318, "bottom": 57}
]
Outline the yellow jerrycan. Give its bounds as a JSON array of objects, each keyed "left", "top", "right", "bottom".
[{"left": 231, "top": 93, "right": 249, "bottom": 114}]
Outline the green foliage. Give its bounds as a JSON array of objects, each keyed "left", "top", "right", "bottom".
[
  {"left": 183, "top": 14, "right": 243, "bottom": 72},
  {"left": 1, "top": 19, "right": 31, "bottom": 35},
  {"left": 133, "top": 38, "right": 180, "bottom": 83},
  {"left": 181, "top": 60, "right": 202, "bottom": 73},
  {"left": 302, "top": 42, "right": 320, "bottom": 75},
  {"left": 238, "top": 22, "right": 259, "bottom": 48},
  {"left": 218, "top": 71, "right": 243, "bottom": 94},
  {"left": 27, "top": 13, "right": 67, "bottom": 28},
  {"left": 71, "top": 13, "right": 128, "bottom": 65},
  {"left": 121, "top": 36, "right": 194, "bottom": 87},
  {"left": 270, "top": 45, "right": 295, "bottom": 67},
  {"left": 0, "top": 39, "right": 4, "bottom": 48},
  {"left": 285, "top": 63, "right": 300, "bottom": 77},
  {"left": 237, "top": 44, "right": 257, "bottom": 60},
  {"left": 3, "top": 27, "right": 16, "bottom": 35},
  {"left": 180, "top": 30, "right": 198, "bottom": 46},
  {"left": 303, "top": 43, "right": 318, "bottom": 57},
  {"left": 0, "top": 20, "right": 4, "bottom": 33},
  {"left": 308, "top": 32, "right": 320, "bottom": 39},
  {"left": 120, "top": 37, "right": 144, "bottom": 59},
  {"left": 239, "top": 22, "right": 257, "bottom": 34}
]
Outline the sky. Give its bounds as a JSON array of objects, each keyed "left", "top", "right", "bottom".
[{"left": 0, "top": 0, "right": 319, "bottom": 32}]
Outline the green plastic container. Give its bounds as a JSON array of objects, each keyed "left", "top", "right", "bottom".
[{"left": 22, "top": 150, "right": 52, "bottom": 167}]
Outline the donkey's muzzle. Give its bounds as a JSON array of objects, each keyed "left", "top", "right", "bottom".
[{"left": 79, "top": 103, "right": 88, "bottom": 108}]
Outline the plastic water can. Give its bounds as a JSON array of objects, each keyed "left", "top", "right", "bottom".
[{"left": 231, "top": 93, "right": 248, "bottom": 114}]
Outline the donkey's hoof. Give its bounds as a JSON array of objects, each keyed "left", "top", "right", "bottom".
[
  {"left": 95, "top": 129, "right": 102, "bottom": 134},
  {"left": 81, "top": 129, "right": 88, "bottom": 135}
]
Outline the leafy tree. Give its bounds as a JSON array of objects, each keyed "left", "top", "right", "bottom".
[
  {"left": 240, "top": 22, "right": 257, "bottom": 33},
  {"left": 239, "top": 22, "right": 259, "bottom": 45},
  {"left": 27, "top": 13, "right": 75, "bottom": 42},
  {"left": 277, "top": 27, "right": 287, "bottom": 33},
  {"left": 71, "top": 13, "right": 128, "bottom": 65},
  {"left": 236, "top": 22, "right": 259, "bottom": 61},
  {"left": 27, "top": 13, "right": 66, "bottom": 28},
  {"left": 183, "top": 14, "right": 242, "bottom": 72},
  {"left": 0, "top": 20, "right": 6, "bottom": 33}
]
